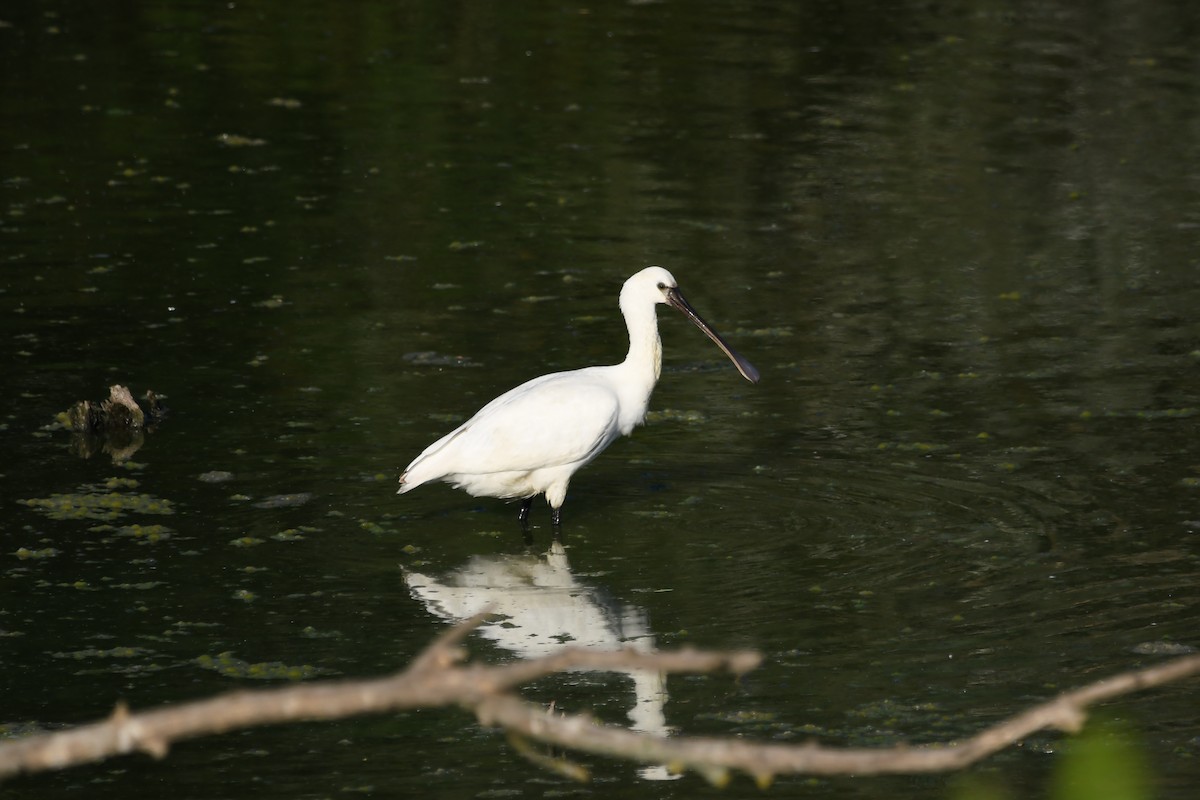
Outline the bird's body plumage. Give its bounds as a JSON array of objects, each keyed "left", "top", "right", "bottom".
[
  {"left": 398, "top": 266, "right": 757, "bottom": 524},
  {"left": 400, "top": 365, "right": 638, "bottom": 507}
]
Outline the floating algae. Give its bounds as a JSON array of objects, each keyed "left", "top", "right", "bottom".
[
  {"left": 51, "top": 646, "right": 154, "bottom": 660},
  {"left": 645, "top": 408, "right": 707, "bottom": 424},
  {"left": 252, "top": 492, "right": 312, "bottom": 509},
  {"left": 194, "top": 651, "right": 333, "bottom": 681},
  {"left": 114, "top": 523, "right": 173, "bottom": 543},
  {"left": 13, "top": 547, "right": 59, "bottom": 559},
  {"left": 271, "top": 528, "right": 306, "bottom": 541},
  {"left": 19, "top": 488, "right": 175, "bottom": 521}
]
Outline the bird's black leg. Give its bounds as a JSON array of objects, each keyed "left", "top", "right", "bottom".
[
  {"left": 551, "top": 506, "right": 562, "bottom": 529},
  {"left": 518, "top": 497, "right": 533, "bottom": 525}
]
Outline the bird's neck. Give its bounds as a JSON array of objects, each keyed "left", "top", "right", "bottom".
[{"left": 621, "top": 305, "right": 663, "bottom": 384}]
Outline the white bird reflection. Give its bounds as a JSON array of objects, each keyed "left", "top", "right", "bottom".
[{"left": 403, "top": 541, "right": 678, "bottom": 780}]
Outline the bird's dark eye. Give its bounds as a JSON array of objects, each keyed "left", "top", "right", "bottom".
[{"left": 656, "top": 282, "right": 667, "bottom": 290}]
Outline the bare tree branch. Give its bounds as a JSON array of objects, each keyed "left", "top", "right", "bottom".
[
  {"left": 0, "top": 613, "right": 1196, "bottom": 787},
  {"left": 478, "top": 652, "right": 1200, "bottom": 784},
  {"left": 0, "top": 615, "right": 756, "bottom": 781}
]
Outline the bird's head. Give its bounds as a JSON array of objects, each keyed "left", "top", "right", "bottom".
[
  {"left": 621, "top": 265, "right": 678, "bottom": 308},
  {"left": 620, "top": 266, "right": 760, "bottom": 384}
]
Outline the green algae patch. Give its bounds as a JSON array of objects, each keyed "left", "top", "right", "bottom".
[
  {"left": 300, "top": 626, "right": 342, "bottom": 640},
  {"left": 632, "top": 509, "right": 677, "bottom": 519},
  {"left": 165, "top": 621, "right": 220, "bottom": 639},
  {"left": 359, "top": 519, "right": 389, "bottom": 535},
  {"left": 13, "top": 547, "right": 59, "bottom": 560},
  {"left": 1133, "top": 407, "right": 1197, "bottom": 420},
  {"left": 876, "top": 441, "right": 950, "bottom": 454},
  {"left": 60, "top": 579, "right": 100, "bottom": 591},
  {"left": 110, "top": 581, "right": 165, "bottom": 591},
  {"left": 268, "top": 526, "right": 319, "bottom": 542},
  {"left": 195, "top": 651, "right": 332, "bottom": 681},
  {"left": 473, "top": 530, "right": 506, "bottom": 539},
  {"left": 645, "top": 408, "right": 707, "bottom": 424},
  {"left": 116, "top": 523, "right": 172, "bottom": 543},
  {"left": 51, "top": 646, "right": 154, "bottom": 660},
  {"left": 19, "top": 489, "right": 175, "bottom": 521},
  {"left": 271, "top": 528, "right": 305, "bottom": 542}
]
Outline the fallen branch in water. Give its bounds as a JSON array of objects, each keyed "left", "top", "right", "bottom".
[{"left": 0, "top": 612, "right": 1196, "bottom": 786}]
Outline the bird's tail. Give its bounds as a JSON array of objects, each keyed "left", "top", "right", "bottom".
[
  {"left": 397, "top": 423, "right": 469, "bottom": 494},
  {"left": 397, "top": 461, "right": 441, "bottom": 494}
]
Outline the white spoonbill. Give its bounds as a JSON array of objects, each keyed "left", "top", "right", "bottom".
[{"left": 397, "top": 266, "right": 759, "bottom": 525}]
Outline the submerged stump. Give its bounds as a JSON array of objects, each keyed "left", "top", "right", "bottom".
[{"left": 62, "top": 385, "right": 165, "bottom": 461}]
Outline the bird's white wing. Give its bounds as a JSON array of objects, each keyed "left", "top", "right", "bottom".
[{"left": 404, "top": 369, "right": 621, "bottom": 480}]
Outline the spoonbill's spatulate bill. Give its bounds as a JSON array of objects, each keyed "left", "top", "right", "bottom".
[{"left": 397, "top": 266, "right": 759, "bottom": 525}]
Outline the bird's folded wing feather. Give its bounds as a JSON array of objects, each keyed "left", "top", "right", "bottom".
[{"left": 405, "top": 371, "right": 621, "bottom": 477}]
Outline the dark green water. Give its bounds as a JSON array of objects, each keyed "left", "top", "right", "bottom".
[{"left": 2, "top": 1, "right": 1199, "bottom": 797}]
